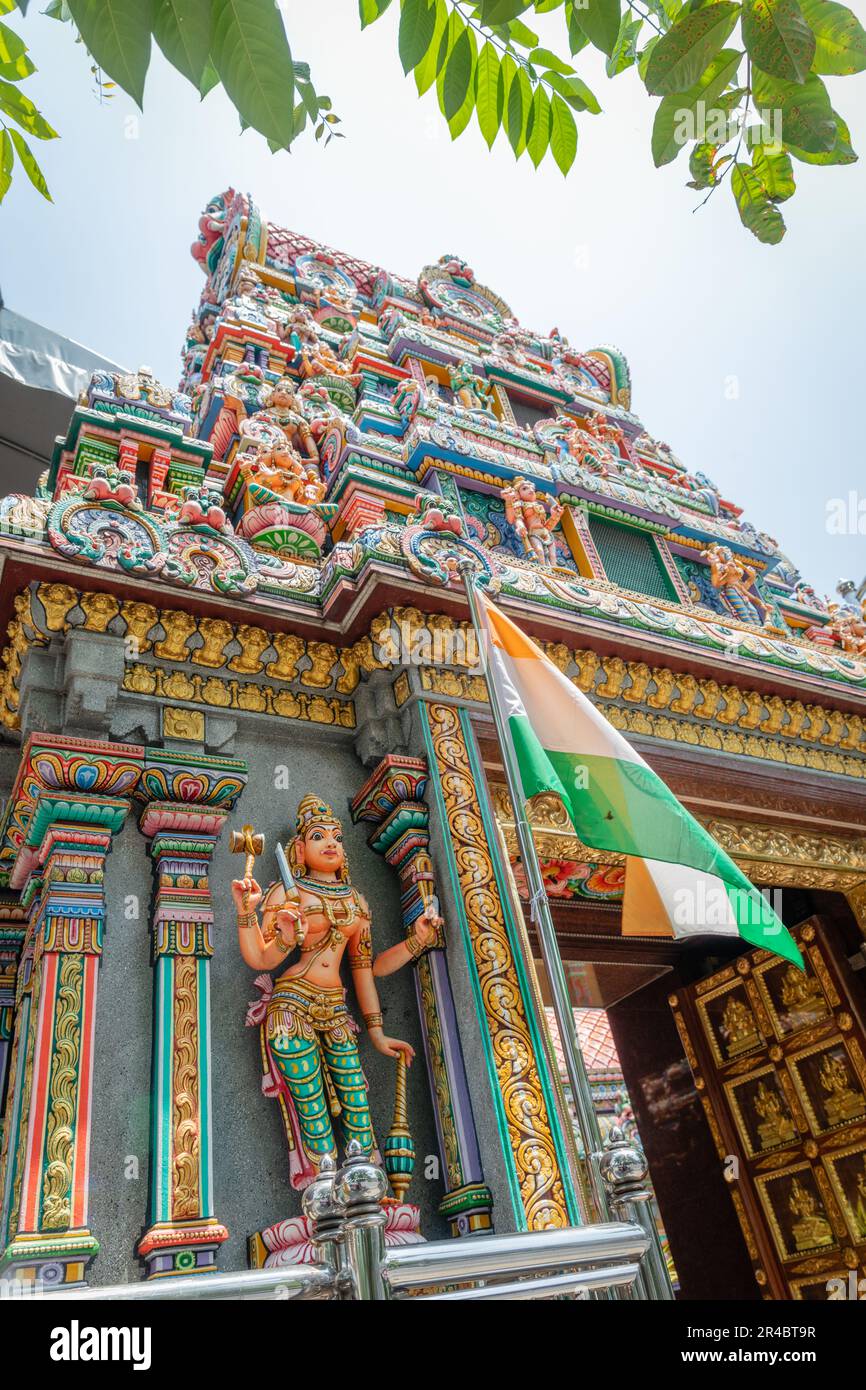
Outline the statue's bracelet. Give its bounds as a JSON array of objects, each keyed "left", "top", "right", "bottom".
[
  {"left": 363, "top": 1011, "right": 384, "bottom": 1031},
  {"left": 237, "top": 911, "right": 258, "bottom": 930},
  {"left": 405, "top": 933, "right": 425, "bottom": 959}
]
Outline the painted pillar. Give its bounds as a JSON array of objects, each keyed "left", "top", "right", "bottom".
[
  {"left": 420, "top": 701, "right": 579, "bottom": 1232},
  {"left": 136, "top": 748, "right": 247, "bottom": 1278},
  {"left": 351, "top": 754, "right": 493, "bottom": 1236},
  {"left": 0, "top": 907, "right": 26, "bottom": 1136},
  {"left": 0, "top": 732, "right": 144, "bottom": 1285}
]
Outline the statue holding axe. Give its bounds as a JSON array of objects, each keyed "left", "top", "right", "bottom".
[{"left": 230, "top": 794, "right": 440, "bottom": 1192}]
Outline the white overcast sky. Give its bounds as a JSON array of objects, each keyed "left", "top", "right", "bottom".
[{"left": 3, "top": 3, "right": 865, "bottom": 598}]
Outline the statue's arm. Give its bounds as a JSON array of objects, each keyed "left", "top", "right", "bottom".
[
  {"left": 231, "top": 878, "right": 301, "bottom": 971},
  {"left": 348, "top": 908, "right": 416, "bottom": 1065},
  {"left": 370, "top": 898, "right": 441, "bottom": 978}
]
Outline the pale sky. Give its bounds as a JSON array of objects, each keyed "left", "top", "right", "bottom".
[{"left": 3, "top": 3, "right": 865, "bottom": 598}]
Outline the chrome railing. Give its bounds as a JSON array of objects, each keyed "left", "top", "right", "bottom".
[{"left": 40, "top": 1133, "right": 659, "bottom": 1302}]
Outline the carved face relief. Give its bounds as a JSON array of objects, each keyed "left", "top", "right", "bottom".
[{"left": 302, "top": 822, "right": 345, "bottom": 876}]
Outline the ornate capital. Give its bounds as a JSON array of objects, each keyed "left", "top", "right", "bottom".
[{"left": 0, "top": 733, "right": 144, "bottom": 891}]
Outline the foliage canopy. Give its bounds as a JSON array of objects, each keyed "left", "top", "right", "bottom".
[{"left": 1, "top": 0, "right": 865, "bottom": 243}]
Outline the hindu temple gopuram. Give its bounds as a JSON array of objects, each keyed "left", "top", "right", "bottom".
[{"left": 0, "top": 189, "right": 865, "bottom": 1302}]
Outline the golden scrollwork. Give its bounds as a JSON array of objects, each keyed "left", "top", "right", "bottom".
[
  {"left": 42, "top": 953, "right": 84, "bottom": 1230},
  {"left": 9, "top": 585, "right": 866, "bottom": 779},
  {"left": 171, "top": 956, "right": 201, "bottom": 1221},
  {"left": 163, "top": 707, "right": 206, "bottom": 742},
  {"left": 426, "top": 701, "right": 570, "bottom": 1231},
  {"left": 122, "top": 666, "right": 355, "bottom": 729}
]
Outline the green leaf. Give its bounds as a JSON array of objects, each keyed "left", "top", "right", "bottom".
[
  {"left": 549, "top": 90, "right": 578, "bottom": 172},
  {"left": 501, "top": 17, "right": 540, "bottom": 48},
  {"left": 441, "top": 18, "right": 473, "bottom": 117},
  {"left": 638, "top": 34, "right": 661, "bottom": 78},
  {"left": 687, "top": 140, "right": 721, "bottom": 186},
  {"left": 528, "top": 45, "right": 574, "bottom": 74},
  {"left": 752, "top": 68, "right": 836, "bottom": 152},
  {"left": 415, "top": 0, "right": 446, "bottom": 93},
  {"left": 475, "top": 39, "right": 503, "bottom": 148},
  {"left": 751, "top": 140, "right": 796, "bottom": 198},
  {"left": 606, "top": 14, "right": 642, "bottom": 75},
  {"left": 210, "top": 0, "right": 296, "bottom": 149},
  {"left": 799, "top": 0, "right": 866, "bottom": 74},
  {"left": 651, "top": 46, "right": 742, "bottom": 164},
  {"left": 569, "top": 0, "right": 621, "bottom": 56},
  {"left": 152, "top": 0, "right": 210, "bottom": 90},
  {"left": 9, "top": 126, "right": 50, "bottom": 199},
  {"left": 0, "top": 76, "right": 58, "bottom": 136},
  {"left": 359, "top": 0, "right": 394, "bottom": 25},
  {"left": 0, "top": 18, "right": 26, "bottom": 64},
  {"left": 0, "top": 125, "right": 12, "bottom": 201},
  {"left": 731, "top": 161, "right": 786, "bottom": 242},
  {"left": 444, "top": 24, "right": 477, "bottom": 135},
  {"left": 504, "top": 53, "right": 523, "bottom": 152},
  {"left": 785, "top": 107, "right": 856, "bottom": 162},
  {"left": 742, "top": 0, "right": 815, "bottom": 82},
  {"left": 199, "top": 56, "right": 220, "bottom": 97},
  {"left": 479, "top": 0, "right": 532, "bottom": 20},
  {"left": 527, "top": 81, "right": 550, "bottom": 165},
  {"left": 645, "top": 1, "right": 739, "bottom": 93},
  {"left": 399, "top": 0, "right": 437, "bottom": 73},
  {"left": 0, "top": 49, "right": 34, "bottom": 80},
  {"left": 66, "top": 0, "right": 154, "bottom": 108},
  {"left": 546, "top": 69, "right": 600, "bottom": 112},
  {"left": 566, "top": 4, "right": 589, "bottom": 54}
]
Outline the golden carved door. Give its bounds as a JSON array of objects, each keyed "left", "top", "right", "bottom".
[{"left": 669, "top": 919, "right": 866, "bottom": 1300}]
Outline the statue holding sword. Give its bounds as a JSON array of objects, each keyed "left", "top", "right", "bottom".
[{"left": 231, "top": 794, "right": 440, "bottom": 1190}]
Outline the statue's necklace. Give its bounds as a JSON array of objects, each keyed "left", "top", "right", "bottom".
[{"left": 296, "top": 874, "right": 358, "bottom": 931}]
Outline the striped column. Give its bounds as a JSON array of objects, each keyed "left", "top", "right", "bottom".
[
  {"left": 1, "top": 809, "right": 131, "bottom": 1285},
  {"left": 351, "top": 755, "right": 493, "bottom": 1236},
  {"left": 137, "top": 804, "right": 230, "bottom": 1278}
]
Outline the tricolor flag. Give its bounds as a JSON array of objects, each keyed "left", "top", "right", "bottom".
[{"left": 478, "top": 592, "right": 802, "bottom": 969}]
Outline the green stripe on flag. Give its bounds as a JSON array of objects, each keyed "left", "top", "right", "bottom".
[{"left": 508, "top": 714, "right": 802, "bottom": 967}]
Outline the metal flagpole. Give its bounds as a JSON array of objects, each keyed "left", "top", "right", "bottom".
[
  {"left": 460, "top": 559, "right": 674, "bottom": 1301},
  {"left": 459, "top": 560, "right": 611, "bottom": 1225}
]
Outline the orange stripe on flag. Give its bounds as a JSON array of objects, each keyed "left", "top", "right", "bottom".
[
  {"left": 483, "top": 594, "right": 544, "bottom": 661},
  {"left": 622, "top": 857, "right": 675, "bottom": 938}
]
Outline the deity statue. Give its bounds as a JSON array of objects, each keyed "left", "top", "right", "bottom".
[
  {"left": 819, "top": 1051, "right": 865, "bottom": 1127},
  {"left": 490, "top": 330, "right": 527, "bottom": 370},
  {"left": 778, "top": 964, "right": 828, "bottom": 1029},
  {"left": 191, "top": 188, "right": 235, "bottom": 276},
  {"left": 701, "top": 543, "right": 773, "bottom": 627},
  {"left": 240, "top": 441, "right": 325, "bottom": 507},
  {"left": 562, "top": 417, "right": 615, "bottom": 475},
  {"left": 720, "top": 994, "right": 760, "bottom": 1057},
  {"left": 788, "top": 1176, "right": 833, "bottom": 1251},
  {"left": 448, "top": 359, "right": 494, "bottom": 414},
  {"left": 753, "top": 1080, "right": 796, "bottom": 1149},
  {"left": 502, "top": 477, "right": 564, "bottom": 566},
  {"left": 826, "top": 602, "right": 866, "bottom": 659},
  {"left": 232, "top": 796, "right": 440, "bottom": 1189},
  {"left": 855, "top": 1156, "right": 866, "bottom": 1238},
  {"left": 258, "top": 376, "right": 320, "bottom": 467},
  {"left": 222, "top": 265, "right": 276, "bottom": 333}
]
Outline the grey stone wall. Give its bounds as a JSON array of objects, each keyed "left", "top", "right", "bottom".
[
  {"left": 88, "top": 711, "right": 448, "bottom": 1284},
  {"left": 3, "top": 633, "right": 519, "bottom": 1284}
]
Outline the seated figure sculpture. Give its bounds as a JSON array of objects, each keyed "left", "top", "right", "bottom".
[
  {"left": 233, "top": 796, "right": 440, "bottom": 1188},
  {"left": 258, "top": 376, "right": 320, "bottom": 466}
]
